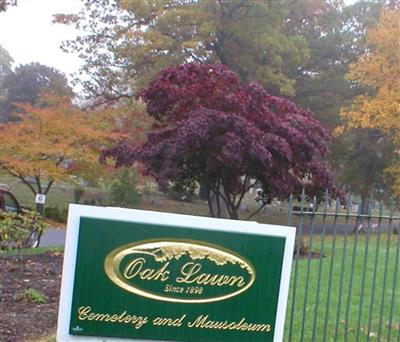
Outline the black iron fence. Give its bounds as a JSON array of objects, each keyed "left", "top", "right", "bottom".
[{"left": 285, "top": 192, "right": 400, "bottom": 342}]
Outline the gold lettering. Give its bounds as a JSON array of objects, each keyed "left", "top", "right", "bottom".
[
  {"left": 88, "top": 313, "right": 97, "bottom": 320},
  {"left": 109, "top": 314, "right": 119, "bottom": 322},
  {"left": 76, "top": 306, "right": 148, "bottom": 329},
  {"left": 164, "top": 284, "right": 184, "bottom": 293},
  {"left": 178, "top": 262, "right": 201, "bottom": 284},
  {"left": 123, "top": 258, "right": 145, "bottom": 279},
  {"left": 234, "top": 318, "right": 245, "bottom": 329},
  {"left": 196, "top": 273, "right": 210, "bottom": 284},
  {"left": 204, "top": 320, "right": 215, "bottom": 328},
  {"left": 153, "top": 315, "right": 186, "bottom": 327},
  {"left": 177, "top": 262, "right": 246, "bottom": 287},
  {"left": 187, "top": 314, "right": 209, "bottom": 328},
  {"left": 93, "top": 313, "right": 111, "bottom": 321},
  {"left": 123, "top": 258, "right": 170, "bottom": 281},
  {"left": 77, "top": 306, "right": 91, "bottom": 320},
  {"left": 145, "top": 262, "right": 170, "bottom": 281},
  {"left": 117, "top": 311, "right": 127, "bottom": 322},
  {"left": 248, "top": 323, "right": 271, "bottom": 332},
  {"left": 140, "top": 268, "right": 154, "bottom": 279},
  {"left": 131, "top": 316, "right": 149, "bottom": 329},
  {"left": 105, "top": 240, "right": 256, "bottom": 303},
  {"left": 187, "top": 315, "right": 271, "bottom": 333}
]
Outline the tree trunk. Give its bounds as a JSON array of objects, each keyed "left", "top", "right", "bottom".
[
  {"left": 209, "top": 190, "right": 230, "bottom": 219},
  {"left": 353, "top": 191, "right": 369, "bottom": 234},
  {"left": 360, "top": 192, "right": 370, "bottom": 215},
  {"left": 199, "top": 182, "right": 209, "bottom": 201},
  {"left": 36, "top": 202, "right": 44, "bottom": 214}
]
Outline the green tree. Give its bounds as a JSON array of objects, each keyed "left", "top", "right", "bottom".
[
  {"left": 290, "top": 1, "right": 383, "bottom": 130},
  {"left": 286, "top": 1, "right": 399, "bottom": 207},
  {"left": 333, "top": 129, "right": 395, "bottom": 213},
  {"left": 0, "top": 44, "right": 13, "bottom": 91},
  {"left": 55, "top": 0, "right": 309, "bottom": 101},
  {"left": 107, "top": 167, "right": 141, "bottom": 208},
  {"left": 0, "top": 63, "right": 73, "bottom": 122}
]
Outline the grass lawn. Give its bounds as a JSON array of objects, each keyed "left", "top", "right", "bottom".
[
  {"left": 0, "top": 169, "right": 295, "bottom": 226},
  {"left": 3, "top": 170, "right": 385, "bottom": 227},
  {"left": 1, "top": 246, "right": 64, "bottom": 257},
  {"left": 285, "top": 233, "right": 400, "bottom": 342},
  {"left": 0, "top": 171, "right": 105, "bottom": 210}
]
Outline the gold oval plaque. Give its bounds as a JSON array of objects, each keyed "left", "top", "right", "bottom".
[{"left": 104, "top": 239, "right": 256, "bottom": 303}]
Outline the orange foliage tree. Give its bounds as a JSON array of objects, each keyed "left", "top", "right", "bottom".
[
  {"left": 338, "top": 8, "right": 400, "bottom": 196},
  {"left": 0, "top": 95, "right": 128, "bottom": 211}
]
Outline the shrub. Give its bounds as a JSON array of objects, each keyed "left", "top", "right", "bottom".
[
  {"left": 0, "top": 211, "right": 47, "bottom": 252},
  {"left": 73, "top": 186, "right": 85, "bottom": 203},
  {"left": 44, "top": 206, "right": 67, "bottom": 223},
  {"left": 0, "top": 212, "right": 30, "bottom": 250},
  {"left": 167, "top": 183, "right": 196, "bottom": 202},
  {"left": 167, "top": 189, "right": 194, "bottom": 203},
  {"left": 108, "top": 167, "right": 141, "bottom": 207}
]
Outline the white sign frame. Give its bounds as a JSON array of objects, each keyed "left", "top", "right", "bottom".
[{"left": 57, "top": 204, "right": 296, "bottom": 342}]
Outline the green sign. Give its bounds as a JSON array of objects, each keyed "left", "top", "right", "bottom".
[{"left": 57, "top": 205, "right": 295, "bottom": 342}]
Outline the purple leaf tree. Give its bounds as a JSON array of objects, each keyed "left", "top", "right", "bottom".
[{"left": 102, "top": 63, "right": 341, "bottom": 219}]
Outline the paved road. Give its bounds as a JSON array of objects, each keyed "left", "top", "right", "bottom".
[{"left": 40, "top": 228, "right": 66, "bottom": 247}]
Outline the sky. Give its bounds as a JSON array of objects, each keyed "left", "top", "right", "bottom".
[{"left": 0, "top": 0, "right": 84, "bottom": 82}]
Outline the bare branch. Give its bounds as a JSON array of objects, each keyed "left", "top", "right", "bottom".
[
  {"left": 44, "top": 179, "right": 55, "bottom": 195},
  {"left": 2, "top": 166, "right": 38, "bottom": 195},
  {"left": 247, "top": 202, "right": 268, "bottom": 221}
]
